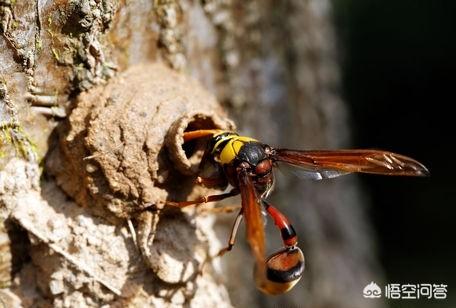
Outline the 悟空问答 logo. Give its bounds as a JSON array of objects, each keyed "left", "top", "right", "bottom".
[{"left": 363, "top": 281, "right": 382, "bottom": 298}]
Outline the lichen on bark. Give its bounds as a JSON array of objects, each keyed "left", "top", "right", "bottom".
[
  {"left": 0, "top": 81, "right": 37, "bottom": 167},
  {"left": 52, "top": 0, "right": 118, "bottom": 91}
]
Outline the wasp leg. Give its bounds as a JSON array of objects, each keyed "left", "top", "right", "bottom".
[
  {"left": 165, "top": 189, "right": 239, "bottom": 208},
  {"left": 262, "top": 200, "right": 297, "bottom": 247},
  {"left": 198, "top": 204, "right": 241, "bottom": 215},
  {"left": 196, "top": 175, "right": 227, "bottom": 187},
  {"left": 216, "top": 211, "right": 243, "bottom": 257}
]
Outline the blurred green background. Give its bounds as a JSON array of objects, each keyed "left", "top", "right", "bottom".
[{"left": 333, "top": 1, "right": 455, "bottom": 307}]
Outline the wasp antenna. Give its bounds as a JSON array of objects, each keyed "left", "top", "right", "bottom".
[{"left": 183, "top": 129, "right": 223, "bottom": 142}]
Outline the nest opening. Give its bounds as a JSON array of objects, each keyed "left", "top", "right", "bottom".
[
  {"left": 182, "top": 117, "right": 219, "bottom": 160},
  {"left": 166, "top": 113, "right": 233, "bottom": 176}
]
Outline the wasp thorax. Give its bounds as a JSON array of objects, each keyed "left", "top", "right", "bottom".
[{"left": 236, "top": 142, "right": 267, "bottom": 166}]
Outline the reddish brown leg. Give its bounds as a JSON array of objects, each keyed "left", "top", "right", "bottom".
[
  {"left": 262, "top": 200, "right": 298, "bottom": 247},
  {"left": 217, "top": 211, "right": 243, "bottom": 257},
  {"left": 198, "top": 204, "right": 241, "bottom": 214},
  {"left": 165, "top": 189, "right": 239, "bottom": 208}
]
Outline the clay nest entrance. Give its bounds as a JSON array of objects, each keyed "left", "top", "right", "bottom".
[
  {"left": 166, "top": 114, "right": 230, "bottom": 177},
  {"left": 0, "top": 63, "right": 235, "bottom": 306},
  {"left": 48, "top": 62, "right": 234, "bottom": 218}
]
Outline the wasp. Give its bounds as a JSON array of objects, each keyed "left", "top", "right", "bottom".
[{"left": 166, "top": 129, "right": 429, "bottom": 295}]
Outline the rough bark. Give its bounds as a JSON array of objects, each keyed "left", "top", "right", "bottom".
[{"left": 1, "top": 1, "right": 385, "bottom": 307}]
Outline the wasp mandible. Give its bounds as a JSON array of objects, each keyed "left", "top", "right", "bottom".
[{"left": 166, "top": 129, "right": 429, "bottom": 295}]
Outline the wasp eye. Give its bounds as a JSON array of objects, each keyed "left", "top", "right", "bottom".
[{"left": 255, "top": 159, "right": 272, "bottom": 176}]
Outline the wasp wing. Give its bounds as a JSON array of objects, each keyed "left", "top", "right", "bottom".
[
  {"left": 276, "top": 163, "right": 350, "bottom": 180},
  {"left": 273, "top": 149, "right": 429, "bottom": 177},
  {"left": 238, "top": 169, "right": 266, "bottom": 269}
]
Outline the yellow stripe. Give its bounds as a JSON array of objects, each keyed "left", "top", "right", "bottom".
[
  {"left": 212, "top": 133, "right": 238, "bottom": 154},
  {"left": 219, "top": 136, "right": 257, "bottom": 165},
  {"left": 236, "top": 136, "right": 258, "bottom": 143}
]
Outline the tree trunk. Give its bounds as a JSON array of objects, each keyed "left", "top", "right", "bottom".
[{"left": 0, "top": 1, "right": 385, "bottom": 307}]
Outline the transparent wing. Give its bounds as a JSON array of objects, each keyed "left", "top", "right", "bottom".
[
  {"left": 276, "top": 162, "right": 349, "bottom": 180},
  {"left": 273, "top": 149, "right": 429, "bottom": 178}
]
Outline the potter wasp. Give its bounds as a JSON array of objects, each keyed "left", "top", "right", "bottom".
[{"left": 167, "top": 129, "right": 429, "bottom": 295}]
